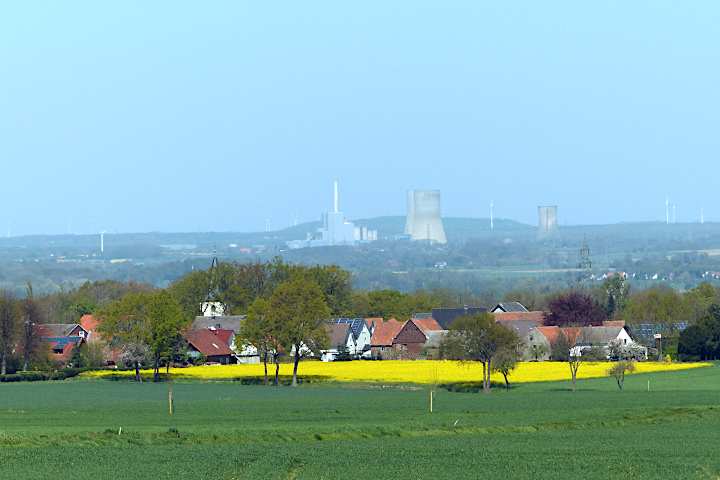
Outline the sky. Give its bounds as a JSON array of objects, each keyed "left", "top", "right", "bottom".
[{"left": 2, "top": 2, "right": 719, "bottom": 236}]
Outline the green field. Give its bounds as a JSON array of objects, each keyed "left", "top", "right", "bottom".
[{"left": 0, "top": 365, "right": 718, "bottom": 479}]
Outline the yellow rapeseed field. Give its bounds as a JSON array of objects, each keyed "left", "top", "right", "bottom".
[{"left": 84, "top": 360, "right": 710, "bottom": 385}]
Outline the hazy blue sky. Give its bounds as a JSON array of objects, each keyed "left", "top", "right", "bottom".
[{"left": 2, "top": 2, "right": 719, "bottom": 235}]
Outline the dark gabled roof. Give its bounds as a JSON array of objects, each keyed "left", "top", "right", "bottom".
[
  {"left": 424, "top": 330, "right": 447, "bottom": 348},
  {"left": 182, "top": 329, "right": 234, "bottom": 357},
  {"left": 37, "top": 324, "right": 86, "bottom": 338},
  {"left": 492, "top": 302, "right": 529, "bottom": 313},
  {"left": 431, "top": 307, "right": 488, "bottom": 330},
  {"left": 329, "top": 318, "right": 368, "bottom": 338},
  {"left": 412, "top": 313, "right": 433, "bottom": 319},
  {"left": 191, "top": 316, "right": 246, "bottom": 335},
  {"left": 497, "top": 319, "right": 538, "bottom": 338},
  {"left": 324, "top": 323, "right": 353, "bottom": 348},
  {"left": 576, "top": 326, "right": 626, "bottom": 345}
]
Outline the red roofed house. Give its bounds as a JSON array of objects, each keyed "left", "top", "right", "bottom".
[
  {"left": 36, "top": 324, "right": 88, "bottom": 366},
  {"left": 392, "top": 318, "right": 444, "bottom": 356},
  {"left": 370, "top": 321, "right": 405, "bottom": 356},
  {"left": 182, "top": 329, "right": 237, "bottom": 365}
]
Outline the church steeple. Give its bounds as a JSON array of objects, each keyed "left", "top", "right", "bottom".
[{"left": 210, "top": 242, "right": 219, "bottom": 269}]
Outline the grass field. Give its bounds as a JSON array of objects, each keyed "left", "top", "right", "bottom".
[{"left": 1, "top": 363, "right": 718, "bottom": 479}]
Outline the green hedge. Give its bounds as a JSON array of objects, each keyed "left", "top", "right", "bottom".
[{"left": 0, "top": 367, "right": 102, "bottom": 382}]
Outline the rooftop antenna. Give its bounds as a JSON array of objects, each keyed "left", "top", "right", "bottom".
[
  {"left": 334, "top": 181, "right": 338, "bottom": 214},
  {"left": 490, "top": 199, "right": 494, "bottom": 230},
  {"left": 100, "top": 231, "right": 105, "bottom": 253},
  {"left": 665, "top": 196, "right": 669, "bottom": 224}
]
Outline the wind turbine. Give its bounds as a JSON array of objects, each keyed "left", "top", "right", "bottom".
[{"left": 490, "top": 199, "right": 494, "bottom": 230}]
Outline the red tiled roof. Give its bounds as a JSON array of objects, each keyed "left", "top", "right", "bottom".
[
  {"left": 493, "top": 311, "right": 547, "bottom": 325},
  {"left": 80, "top": 314, "right": 100, "bottom": 333},
  {"left": 412, "top": 318, "right": 443, "bottom": 332},
  {"left": 182, "top": 330, "right": 234, "bottom": 356},
  {"left": 203, "top": 328, "right": 234, "bottom": 346},
  {"left": 370, "top": 321, "right": 405, "bottom": 346},
  {"left": 536, "top": 326, "right": 583, "bottom": 345},
  {"left": 603, "top": 320, "right": 626, "bottom": 327}
]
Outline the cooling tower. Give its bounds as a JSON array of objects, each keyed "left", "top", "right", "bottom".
[
  {"left": 404, "top": 190, "right": 415, "bottom": 235},
  {"left": 537, "top": 206, "right": 560, "bottom": 241},
  {"left": 410, "top": 190, "right": 447, "bottom": 244}
]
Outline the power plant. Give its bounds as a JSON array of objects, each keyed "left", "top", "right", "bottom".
[
  {"left": 286, "top": 181, "right": 377, "bottom": 249},
  {"left": 405, "top": 190, "right": 447, "bottom": 244},
  {"left": 537, "top": 206, "right": 560, "bottom": 241}
]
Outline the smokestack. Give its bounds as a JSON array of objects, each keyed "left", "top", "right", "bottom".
[
  {"left": 410, "top": 190, "right": 447, "bottom": 244},
  {"left": 334, "top": 181, "right": 338, "bottom": 213}
]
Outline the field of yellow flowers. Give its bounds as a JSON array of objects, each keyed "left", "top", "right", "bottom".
[{"left": 86, "top": 360, "right": 710, "bottom": 385}]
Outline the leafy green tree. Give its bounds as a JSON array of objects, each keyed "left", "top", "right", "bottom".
[
  {"left": 439, "top": 312, "right": 519, "bottom": 393},
  {"left": 607, "top": 361, "right": 635, "bottom": 390},
  {"left": 84, "top": 342, "right": 108, "bottom": 368},
  {"left": 240, "top": 298, "right": 280, "bottom": 386},
  {"left": 265, "top": 279, "right": 331, "bottom": 387},
  {"left": 623, "top": 285, "right": 682, "bottom": 333},
  {"left": 69, "top": 341, "right": 85, "bottom": 368},
  {"left": 145, "top": 290, "right": 188, "bottom": 381},
  {"left": 0, "top": 289, "right": 20, "bottom": 376},
  {"left": 491, "top": 350, "right": 518, "bottom": 392},
  {"left": 97, "top": 291, "right": 187, "bottom": 381},
  {"left": 529, "top": 343, "right": 548, "bottom": 361},
  {"left": 20, "top": 282, "right": 45, "bottom": 372},
  {"left": 602, "top": 275, "right": 630, "bottom": 319}
]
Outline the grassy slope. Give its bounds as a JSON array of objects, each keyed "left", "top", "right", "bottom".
[{"left": 0, "top": 364, "right": 718, "bottom": 479}]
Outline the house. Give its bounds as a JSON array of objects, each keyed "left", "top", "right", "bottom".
[
  {"left": 497, "top": 319, "right": 539, "bottom": 341},
  {"left": 36, "top": 324, "right": 89, "bottom": 366},
  {"left": 79, "top": 314, "right": 103, "bottom": 342},
  {"left": 329, "top": 318, "right": 373, "bottom": 357},
  {"left": 525, "top": 326, "right": 584, "bottom": 361},
  {"left": 182, "top": 329, "right": 237, "bottom": 365},
  {"left": 191, "top": 315, "right": 259, "bottom": 362},
  {"left": 423, "top": 330, "right": 447, "bottom": 358},
  {"left": 491, "top": 302, "right": 529, "bottom": 313},
  {"left": 432, "top": 307, "right": 488, "bottom": 329},
  {"left": 392, "top": 320, "right": 431, "bottom": 356},
  {"left": 370, "top": 321, "right": 405, "bottom": 356},
  {"left": 365, "top": 318, "right": 383, "bottom": 335},
  {"left": 576, "top": 326, "right": 632, "bottom": 348},
  {"left": 191, "top": 315, "right": 246, "bottom": 335},
  {"left": 370, "top": 318, "right": 443, "bottom": 357},
  {"left": 321, "top": 323, "right": 356, "bottom": 361},
  {"left": 493, "top": 310, "right": 546, "bottom": 325}
]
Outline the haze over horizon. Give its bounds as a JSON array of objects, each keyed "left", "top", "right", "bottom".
[{"left": 3, "top": 3, "right": 718, "bottom": 236}]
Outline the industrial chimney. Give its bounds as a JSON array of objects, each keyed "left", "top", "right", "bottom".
[{"left": 409, "top": 190, "right": 447, "bottom": 244}]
